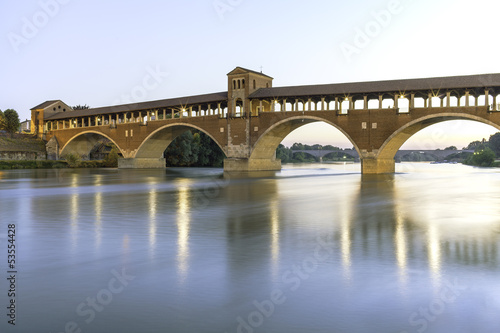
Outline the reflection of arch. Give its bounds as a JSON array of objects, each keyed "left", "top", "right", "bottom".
[
  {"left": 250, "top": 116, "right": 360, "bottom": 161},
  {"left": 135, "top": 123, "right": 226, "bottom": 159},
  {"left": 377, "top": 113, "right": 500, "bottom": 160},
  {"left": 60, "top": 131, "right": 124, "bottom": 158}
]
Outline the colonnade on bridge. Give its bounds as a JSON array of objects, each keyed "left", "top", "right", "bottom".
[{"left": 31, "top": 67, "right": 500, "bottom": 174}]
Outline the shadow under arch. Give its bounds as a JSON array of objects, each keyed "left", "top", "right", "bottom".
[
  {"left": 135, "top": 123, "right": 226, "bottom": 159},
  {"left": 377, "top": 113, "right": 500, "bottom": 160},
  {"left": 60, "top": 131, "right": 125, "bottom": 158},
  {"left": 249, "top": 116, "right": 361, "bottom": 160}
]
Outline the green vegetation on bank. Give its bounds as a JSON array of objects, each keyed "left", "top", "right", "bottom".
[
  {"left": 0, "top": 160, "right": 67, "bottom": 170},
  {"left": 463, "top": 133, "right": 500, "bottom": 167}
]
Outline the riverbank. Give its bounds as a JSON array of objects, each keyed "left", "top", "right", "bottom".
[{"left": 0, "top": 159, "right": 116, "bottom": 170}]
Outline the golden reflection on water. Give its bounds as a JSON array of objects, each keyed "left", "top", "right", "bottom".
[
  {"left": 427, "top": 224, "right": 442, "bottom": 284},
  {"left": 148, "top": 182, "right": 158, "bottom": 257},
  {"left": 94, "top": 191, "right": 102, "bottom": 250},
  {"left": 339, "top": 194, "right": 353, "bottom": 282},
  {"left": 177, "top": 179, "right": 192, "bottom": 283},
  {"left": 270, "top": 199, "right": 280, "bottom": 280},
  {"left": 394, "top": 214, "right": 408, "bottom": 287},
  {"left": 70, "top": 192, "right": 79, "bottom": 251},
  {"left": 93, "top": 175, "right": 104, "bottom": 251}
]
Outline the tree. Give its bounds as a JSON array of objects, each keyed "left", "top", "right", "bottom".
[
  {"left": 464, "top": 148, "right": 496, "bottom": 167},
  {"left": 444, "top": 146, "right": 457, "bottom": 150},
  {"left": 3, "top": 109, "right": 20, "bottom": 138},
  {"left": 488, "top": 132, "right": 500, "bottom": 156},
  {"left": 0, "top": 110, "right": 6, "bottom": 130},
  {"left": 72, "top": 104, "right": 90, "bottom": 110},
  {"left": 466, "top": 140, "right": 488, "bottom": 152}
]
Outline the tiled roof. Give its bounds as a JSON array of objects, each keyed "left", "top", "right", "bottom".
[
  {"left": 44, "top": 92, "right": 228, "bottom": 120},
  {"left": 228, "top": 66, "right": 273, "bottom": 79},
  {"left": 31, "top": 100, "right": 60, "bottom": 110},
  {"left": 248, "top": 73, "right": 500, "bottom": 99}
]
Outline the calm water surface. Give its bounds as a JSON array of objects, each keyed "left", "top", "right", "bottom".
[{"left": 1, "top": 163, "right": 500, "bottom": 333}]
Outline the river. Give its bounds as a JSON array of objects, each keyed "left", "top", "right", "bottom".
[{"left": 0, "top": 163, "right": 499, "bottom": 333}]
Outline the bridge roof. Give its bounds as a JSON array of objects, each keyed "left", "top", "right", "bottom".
[
  {"left": 248, "top": 73, "right": 500, "bottom": 99},
  {"left": 44, "top": 91, "right": 228, "bottom": 120}
]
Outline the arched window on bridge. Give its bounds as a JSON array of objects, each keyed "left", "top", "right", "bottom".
[
  {"left": 253, "top": 80, "right": 256, "bottom": 89},
  {"left": 382, "top": 98, "right": 394, "bottom": 109},
  {"left": 233, "top": 80, "right": 237, "bottom": 90},
  {"left": 414, "top": 97, "right": 425, "bottom": 108},
  {"left": 398, "top": 96, "right": 409, "bottom": 113},
  {"left": 495, "top": 94, "right": 500, "bottom": 111},
  {"left": 297, "top": 101, "right": 304, "bottom": 111},
  {"left": 285, "top": 102, "right": 293, "bottom": 112},
  {"left": 235, "top": 99, "right": 243, "bottom": 117},
  {"left": 273, "top": 101, "right": 281, "bottom": 112},
  {"left": 368, "top": 99, "right": 379, "bottom": 109},
  {"left": 448, "top": 95, "right": 458, "bottom": 107},
  {"left": 430, "top": 96, "right": 441, "bottom": 108},
  {"left": 242, "top": 79, "right": 245, "bottom": 89},
  {"left": 477, "top": 94, "right": 493, "bottom": 109},
  {"left": 460, "top": 94, "right": 475, "bottom": 107},
  {"left": 340, "top": 99, "right": 350, "bottom": 114},
  {"left": 354, "top": 100, "right": 364, "bottom": 110}
]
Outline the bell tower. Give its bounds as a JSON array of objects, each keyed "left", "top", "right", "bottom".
[{"left": 227, "top": 67, "right": 273, "bottom": 117}]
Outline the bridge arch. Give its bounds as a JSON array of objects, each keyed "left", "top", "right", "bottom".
[
  {"left": 250, "top": 116, "right": 361, "bottom": 161},
  {"left": 134, "top": 123, "right": 226, "bottom": 159},
  {"left": 60, "top": 131, "right": 125, "bottom": 158},
  {"left": 377, "top": 113, "right": 500, "bottom": 160}
]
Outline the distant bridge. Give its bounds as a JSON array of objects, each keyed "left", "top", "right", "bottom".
[{"left": 292, "top": 149, "right": 474, "bottom": 162}]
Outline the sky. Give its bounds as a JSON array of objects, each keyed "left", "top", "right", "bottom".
[{"left": 1, "top": 0, "right": 500, "bottom": 149}]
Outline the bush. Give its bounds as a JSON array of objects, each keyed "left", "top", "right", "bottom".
[
  {"left": 63, "top": 153, "right": 82, "bottom": 168},
  {"left": 103, "top": 147, "right": 119, "bottom": 167},
  {"left": 0, "top": 160, "right": 67, "bottom": 169},
  {"left": 464, "top": 148, "right": 496, "bottom": 167}
]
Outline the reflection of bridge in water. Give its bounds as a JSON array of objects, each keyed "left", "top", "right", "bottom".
[
  {"left": 223, "top": 172, "right": 500, "bottom": 284},
  {"left": 291, "top": 149, "right": 474, "bottom": 162}
]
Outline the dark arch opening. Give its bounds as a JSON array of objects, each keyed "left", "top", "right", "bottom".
[
  {"left": 163, "top": 129, "right": 226, "bottom": 167},
  {"left": 135, "top": 125, "right": 226, "bottom": 168},
  {"left": 250, "top": 117, "right": 360, "bottom": 167},
  {"left": 60, "top": 132, "right": 123, "bottom": 166}
]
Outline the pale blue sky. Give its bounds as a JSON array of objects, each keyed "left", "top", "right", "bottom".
[{"left": 1, "top": 0, "right": 499, "bottom": 149}]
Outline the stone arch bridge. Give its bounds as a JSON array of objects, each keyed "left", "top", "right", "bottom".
[
  {"left": 292, "top": 149, "right": 474, "bottom": 162},
  {"left": 31, "top": 67, "right": 500, "bottom": 174}
]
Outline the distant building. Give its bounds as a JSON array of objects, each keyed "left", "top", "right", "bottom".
[
  {"left": 19, "top": 119, "right": 31, "bottom": 132},
  {"left": 30, "top": 100, "right": 73, "bottom": 136}
]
